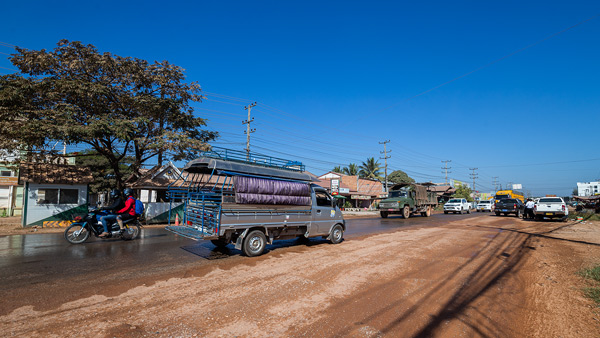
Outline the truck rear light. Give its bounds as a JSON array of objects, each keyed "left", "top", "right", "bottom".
[
  {"left": 562, "top": 205, "right": 565, "bottom": 211},
  {"left": 534, "top": 205, "right": 537, "bottom": 211},
  {"left": 514, "top": 204, "right": 517, "bottom": 209}
]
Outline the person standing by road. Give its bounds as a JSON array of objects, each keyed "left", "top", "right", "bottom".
[{"left": 524, "top": 198, "right": 535, "bottom": 219}]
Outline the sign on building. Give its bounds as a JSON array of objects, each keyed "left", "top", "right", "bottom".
[{"left": 330, "top": 179, "right": 339, "bottom": 195}]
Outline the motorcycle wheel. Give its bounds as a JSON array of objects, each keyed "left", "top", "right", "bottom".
[
  {"left": 124, "top": 224, "right": 141, "bottom": 240},
  {"left": 64, "top": 224, "right": 90, "bottom": 244}
]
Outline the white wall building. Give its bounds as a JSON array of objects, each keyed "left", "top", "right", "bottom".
[{"left": 577, "top": 181, "right": 600, "bottom": 197}]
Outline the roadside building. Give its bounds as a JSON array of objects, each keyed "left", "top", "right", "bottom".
[
  {"left": 316, "top": 172, "right": 386, "bottom": 209},
  {"left": 0, "top": 163, "right": 23, "bottom": 217},
  {"left": 128, "top": 161, "right": 183, "bottom": 224},
  {"left": 19, "top": 163, "right": 93, "bottom": 227},
  {"left": 429, "top": 184, "right": 456, "bottom": 202},
  {"left": 577, "top": 181, "right": 600, "bottom": 197}
]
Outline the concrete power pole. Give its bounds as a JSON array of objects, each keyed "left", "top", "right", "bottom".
[
  {"left": 379, "top": 140, "right": 391, "bottom": 192},
  {"left": 492, "top": 176, "right": 499, "bottom": 191},
  {"left": 469, "top": 168, "right": 479, "bottom": 192},
  {"left": 242, "top": 102, "right": 257, "bottom": 159},
  {"left": 441, "top": 160, "right": 452, "bottom": 184}
]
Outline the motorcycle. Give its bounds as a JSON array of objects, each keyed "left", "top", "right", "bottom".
[{"left": 64, "top": 209, "right": 142, "bottom": 244}]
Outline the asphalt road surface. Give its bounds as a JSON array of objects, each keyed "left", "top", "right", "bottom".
[{"left": 0, "top": 212, "right": 480, "bottom": 315}]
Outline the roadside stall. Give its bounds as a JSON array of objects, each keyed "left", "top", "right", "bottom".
[{"left": 19, "top": 163, "right": 93, "bottom": 227}]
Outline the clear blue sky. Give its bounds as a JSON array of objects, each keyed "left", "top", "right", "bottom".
[{"left": 1, "top": 1, "right": 599, "bottom": 196}]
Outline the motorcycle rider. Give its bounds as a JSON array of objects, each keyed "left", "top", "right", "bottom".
[
  {"left": 98, "top": 189, "right": 125, "bottom": 238},
  {"left": 115, "top": 188, "right": 137, "bottom": 231}
]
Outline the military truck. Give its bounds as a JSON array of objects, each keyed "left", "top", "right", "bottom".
[{"left": 377, "top": 183, "right": 438, "bottom": 218}]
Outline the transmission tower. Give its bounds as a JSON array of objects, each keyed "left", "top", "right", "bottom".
[
  {"left": 379, "top": 140, "right": 391, "bottom": 192},
  {"left": 441, "top": 160, "right": 452, "bottom": 184},
  {"left": 469, "top": 168, "right": 479, "bottom": 192},
  {"left": 242, "top": 102, "right": 257, "bottom": 159}
]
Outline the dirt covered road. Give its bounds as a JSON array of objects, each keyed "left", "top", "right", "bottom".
[{"left": 2, "top": 215, "right": 600, "bottom": 337}]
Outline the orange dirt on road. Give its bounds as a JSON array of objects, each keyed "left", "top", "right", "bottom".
[{"left": 2, "top": 215, "right": 600, "bottom": 337}]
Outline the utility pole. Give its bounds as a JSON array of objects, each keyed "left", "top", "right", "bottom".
[
  {"left": 469, "top": 168, "right": 479, "bottom": 192},
  {"left": 492, "top": 177, "right": 499, "bottom": 191},
  {"left": 379, "top": 140, "right": 391, "bottom": 192},
  {"left": 441, "top": 160, "right": 452, "bottom": 184},
  {"left": 242, "top": 102, "right": 257, "bottom": 160}
]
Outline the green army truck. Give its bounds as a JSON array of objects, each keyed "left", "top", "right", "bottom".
[{"left": 377, "top": 183, "right": 438, "bottom": 218}]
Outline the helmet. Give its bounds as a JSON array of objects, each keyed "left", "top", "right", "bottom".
[
  {"left": 109, "top": 189, "right": 121, "bottom": 199},
  {"left": 123, "top": 188, "right": 134, "bottom": 197}
]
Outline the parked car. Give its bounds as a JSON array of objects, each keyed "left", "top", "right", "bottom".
[
  {"left": 476, "top": 200, "right": 494, "bottom": 212},
  {"left": 444, "top": 198, "right": 471, "bottom": 214},
  {"left": 534, "top": 197, "right": 568, "bottom": 221},
  {"left": 494, "top": 198, "right": 523, "bottom": 217}
]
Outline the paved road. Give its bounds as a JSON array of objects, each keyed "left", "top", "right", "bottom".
[{"left": 0, "top": 212, "right": 484, "bottom": 315}]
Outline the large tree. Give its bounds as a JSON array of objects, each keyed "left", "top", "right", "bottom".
[
  {"left": 388, "top": 169, "right": 415, "bottom": 184},
  {"left": 0, "top": 40, "right": 217, "bottom": 189},
  {"left": 358, "top": 157, "right": 382, "bottom": 180},
  {"left": 453, "top": 184, "right": 473, "bottom": 201}
]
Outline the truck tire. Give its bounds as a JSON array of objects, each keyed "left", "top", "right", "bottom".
[
  {"left": 329, "top": 224, "right": 344, "bottom": 244},
  {"left": 515, "top": 210, "right": 520, "bottom": 218},
  {"left": 444, "top": 211, "right": 448, "bottom": 214},
  {"left": 459, "top": 208, "right": 463, "bottom": 215},
  {"left": 424, "top": 206, "right": 431, "bottom": 217},
  {"left": 242, "top": 230, "right": 266, "bottom": 257},
  {"left": 380, "top": 211, "right": 389, "bottom": 218},
  {"left": 402, "top": 205, "right": 410, "bottom": 219},
  {"left": 495, "top": 211, "right": 500, "bottom": 216},
  {"left": 211, "top": 239, "right": 229, "bottom": 248},
  {"left": 467, "top": 208, "right": 471, "bottom": 214}
]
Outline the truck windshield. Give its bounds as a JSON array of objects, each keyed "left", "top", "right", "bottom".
[
  {"left": 495, "top": 194, "right": 509, "bottom": 200},
  {"left": 389, "top": 191, "right": 407, "bottom": 198},
  {"left": 448, "top": 199, "right": 461, "bottom": 203}
]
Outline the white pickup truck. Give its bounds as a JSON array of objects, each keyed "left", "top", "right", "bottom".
[
  {"left": 534, "top": 197, "right": 568, "bottom": 221},
  {"left": 443, "top": 198, "right": 471, "bottom": 214}
]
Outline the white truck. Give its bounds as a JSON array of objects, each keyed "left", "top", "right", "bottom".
[
  {"left": 534, "top": 197, "right": 569, "bottom": 221},
  {"left": 443, "top": 198, "right": 471, "bottom": 214}
]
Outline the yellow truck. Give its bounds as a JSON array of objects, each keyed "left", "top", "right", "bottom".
[{"left": 494, "top": 190, "right": 524, "bottom": 203}]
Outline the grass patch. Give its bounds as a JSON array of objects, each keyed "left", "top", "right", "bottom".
[
  {"left": 577, "top": 266, "right": 600, "bottom": 282},
  {"left": 568, "top": 212, "right": 600, "bottom": 221},
  {"left": 578, "top": 265, "right": 600, "bottom": 307}
]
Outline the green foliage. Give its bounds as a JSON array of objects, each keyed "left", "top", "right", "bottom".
[
  {"left": 75, "top": 150, "right": 133, "bottom": 194},
  {"left": 358, "top": 158, "right": 382, "bottom": 180},
  {"left": 0, "top": 40, "right": 217, "bottom": 188},
  {"left": 453, "top": 184, "right": 473, "bottom": 202},
  {"left": 343, "top": 201, "right": 352, "bottom": 208},
  {"left": 332, "top": 166, "right": 342, "bottom": 173},
  {"left": 388, "top": 169, "right": 415, "bottom": 184},
  {"left": 342, "top": 163, "right": 359, "bottom": 176}
]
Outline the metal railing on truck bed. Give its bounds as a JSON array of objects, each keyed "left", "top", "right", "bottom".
[{"left": 165, "top": 148, "right": 314, "bottom": 241}]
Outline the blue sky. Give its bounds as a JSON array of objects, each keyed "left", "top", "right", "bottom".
[{"left": 1, "top": 1, "right": 599, "bottom": 196}]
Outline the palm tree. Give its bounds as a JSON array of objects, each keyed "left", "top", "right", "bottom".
[
  {"left": 343, "top": 163, "right": 359, "bottom": 176},
  {"left": 332, "top": 166, "right": 343, "bottom": 173},
  {"left": 358, "top": 157, "right": 382, "bottom": 180}
]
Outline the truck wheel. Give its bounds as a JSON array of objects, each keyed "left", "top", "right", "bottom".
[
  {"left": 515, "top": 210, "right": 520, "bottom": 218},
  {"left": 402, "top": 206, "right": 410, "bottom": 219},
  {"left": 467, "top": 208, "right": 471, "bottom": 214},
  {"left": 535, "top": 215, "right": 543, "bottom": 221},
  {"left": 329, "top": 224, "right": 344, "bottom": 244},
  {"left": 242, "top": 230, "right": 266, "bottom": 257},
  {"left": 380, "top": 211, "right": 389, "bottom": 218},
  {"left": 211, "top": 239, "right": 229, "bottom": 248},
  {"left": 425, "top": 206, "right": 431, "bottom": 217},
  {"left": 444, "top": 211, "right": 448, "bottom": 214},
  {"left": 495, "top": 212, "right": 500, "bottom": 216},
  {"left": 459, "top": 208, "right": 463, "bottom": 215}
]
